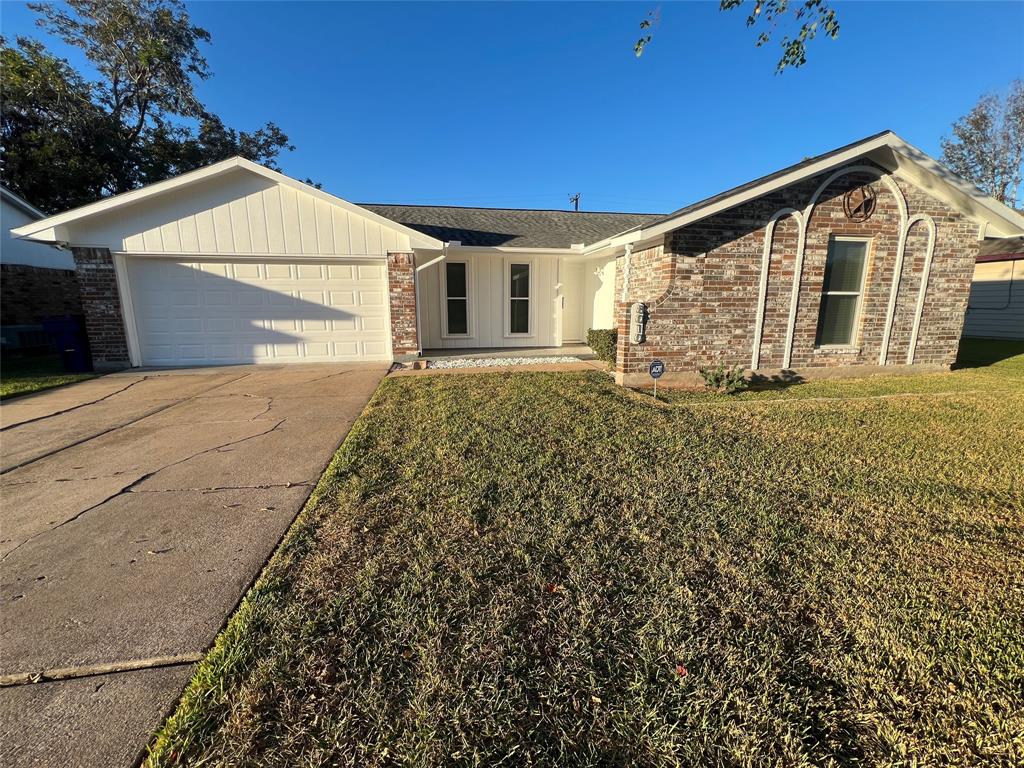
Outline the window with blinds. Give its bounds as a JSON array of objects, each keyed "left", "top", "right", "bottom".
[{"left": 816, "top": 238, "right": 869, "bottom": 347}]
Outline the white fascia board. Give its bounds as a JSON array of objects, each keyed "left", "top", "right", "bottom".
[
  {"left": 10, "top": 157, "right": 243, "bottom": 240},
  {"left": 242, "top": 160, "right": 443, "bottom": 250},
  {"left": 580, "top": 132, "right": 1024, "bottom": 256},
  {"left": 582, "top": 133, "right": 900, "bottom": 256},
  {"left": 445, "top": 244, "right": 581, "bottom": 255},
  {"left": 888, "top": 140, "right": 1024, "bottom": 235},
  {"left": 11, "top": 156, "right": 445, "bottom": 250},
  {"left": 1, "top": 187, "right": 45, "bottom": 219}
]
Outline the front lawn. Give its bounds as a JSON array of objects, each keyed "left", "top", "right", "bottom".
[
  {"left": 0, "top": 355, "right": 95, "bottom": 400},
  {"left": 149, "top": 351, "right": 1023, "bottom": 766}
]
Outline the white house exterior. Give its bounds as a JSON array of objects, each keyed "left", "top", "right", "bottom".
[
  {"left": 1, "top": 187, "right": 73, "bottom": 270},
  {"left": 10, "top": 131, "right": 1024, "bottom": 375}
]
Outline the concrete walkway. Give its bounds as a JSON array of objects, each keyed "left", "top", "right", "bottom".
[{"left": 0, "top": 363, "right": 386, "bottom": 767}]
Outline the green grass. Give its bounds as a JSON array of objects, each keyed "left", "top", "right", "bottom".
[
  {"left": 147, "top": 343, "right": 1024, "bottom": 767},
  {"left": 0, "top": 355, "right": 95, "bottom": 400},
  {"left": 646, "top": 339, "right": 1024, "bottom": 404}
]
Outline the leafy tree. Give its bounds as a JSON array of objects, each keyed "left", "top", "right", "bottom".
[
  {"left": 635, "top": 0, "right": 840, "bottom": 73},
  {"left": 940, "top": 80, "right": 1024, "bottom": 209},
  {"left": 1, "top": 0, "right": 293, "bottom": 213}
]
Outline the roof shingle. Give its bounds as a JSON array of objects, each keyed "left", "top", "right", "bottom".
[{"left": 359, "top": 204, "right": 662, "bottom": 249}]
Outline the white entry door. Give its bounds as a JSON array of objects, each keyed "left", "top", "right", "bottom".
[
  {"left": 126, "top": 258, "right": 391, "bottom": 365},
  {"left": 561, "top": 261, "right": 585, "bottom": 343}
]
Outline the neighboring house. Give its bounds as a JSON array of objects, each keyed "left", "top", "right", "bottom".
[
  {"left": 1, "top": 186, "right": 82, "bottom": 350},
  {"left": 962, "top": 237, "right": 1024, "bottom": 340},
  {"left": 9, "top": 131, "right": 1024, "bottom": 381}
]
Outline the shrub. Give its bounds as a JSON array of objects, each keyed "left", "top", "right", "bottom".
[
  {"left": 698, "top": 363, "right": 747, "bottom": 394},
  {"left": 587, "top": 328, "right": 617, "bottom": 365}
]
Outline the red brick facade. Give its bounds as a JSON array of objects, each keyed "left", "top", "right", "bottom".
[
  {"left": 71, "top": 247, "right": 131, "bottom": 370},
  {"left": 387, "top": 252, "right": 419, "bottom": 357},
  {"left": 615, "top": 164, "right": 979, "bottom": 385},
  {"left": 1, "top": 264, "right": 82, "bottom": 326}
]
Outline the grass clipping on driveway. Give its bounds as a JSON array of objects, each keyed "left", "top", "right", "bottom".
[{"left": 148, "top": 358, "right": 1024, "bottom": 766}]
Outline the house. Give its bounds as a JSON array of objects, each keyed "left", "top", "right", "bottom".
[
  {"left": 1, "top": 186, "right": 82, "bottom": 350},
  {"left": 961, "top": 236, "right": 1023, "bottom": 340},
  {"left": 9, "top": 131, "right": 1024, "bottom": 382}
]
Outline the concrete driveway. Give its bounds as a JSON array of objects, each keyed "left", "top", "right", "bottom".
[{"left": 0, "top": 363, "right": 386, "bottom": 767}]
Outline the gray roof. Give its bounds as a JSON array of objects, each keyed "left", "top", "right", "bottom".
[
  {"left": 359, "top": 204, "right": 663, "bottom": 248},
  {"left": 978, "top": 236, "right": 1024, "bottom": 259},
  {"left": 361, "top": 131, "right": 896, "bottom": 249}
]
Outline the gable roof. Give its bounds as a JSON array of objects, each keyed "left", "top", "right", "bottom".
[
  {"left": 1, "top": 186, "right": 44, "bottom": 220},
  {"left": 582, "top": 130, "right": 1024, "bottom": 253},
  {"left": 11, "top": 157, "right": 444, "bottom": 250},
  {"left": 359, "top": 204, "right": 662, "bottom": 249}
]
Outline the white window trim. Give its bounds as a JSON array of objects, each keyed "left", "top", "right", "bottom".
[
  {"left": 504, "top": 257, "right": 535, "bottom": 338},
  {"left": 816, "top": 235, "right": 872, "bottom": 350},
  {"left": 440, "top": 258, "right": 473, "bottom": 339}
]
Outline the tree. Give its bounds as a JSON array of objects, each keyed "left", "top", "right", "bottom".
[
  {"left": 1, "top": 0, "right": 293, "bottom": 213},
  {"left": 635, "top": 0, "right": 840, "bottom": 73},
  {"left": 940, "top": 81, "right": 1024, "bottom": 210}
]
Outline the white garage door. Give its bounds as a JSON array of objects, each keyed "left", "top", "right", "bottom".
[{"left": 126, "top": 258, "right": 391, "bottom": 365}]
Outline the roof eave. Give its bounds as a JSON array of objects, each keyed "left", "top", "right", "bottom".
[
  {"left": 583, "top": 132, "right": 1024, "bottom": 255},
  {"left": 10, "top": 157, "right": 445, "bottom": 251}
]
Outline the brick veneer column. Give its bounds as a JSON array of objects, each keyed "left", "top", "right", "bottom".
[
  {"left": 71, "top": 247, "right": 130, "bottom": 370},
  {"left": 386, "top": 252, "right": 419, "bottom": 358}
]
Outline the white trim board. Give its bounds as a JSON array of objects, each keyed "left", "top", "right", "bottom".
[
  {"left": 12, "top": 157, "right": 444, "bottom": 251},
  {"left": 582, "top": 132, "right": 1024, "bottom": 256}
]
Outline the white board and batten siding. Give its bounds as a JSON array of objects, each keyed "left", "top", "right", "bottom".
[
  {"left": 67, "top": 165, "right": 432, "bottom": 367},
  {"left": 417, "top": 252, "right": 561, "bottom": 348},
  {"left": 962, "top": 259, "right": 1024, "bottom": 340},
  {"left": 72, "top": 169, "right": 419, "bottom": 257}
]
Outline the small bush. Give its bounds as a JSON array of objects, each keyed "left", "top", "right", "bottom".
[
  {"left": 699, "top": 363, "right": 747, "bottom": 394},
  {"left": 587, "top": 328, "right": 617, "bottom": 365}
]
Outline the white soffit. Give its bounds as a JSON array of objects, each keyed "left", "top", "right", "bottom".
[{"left": 10, "top": 158, "right": 443, "bottom": 254}]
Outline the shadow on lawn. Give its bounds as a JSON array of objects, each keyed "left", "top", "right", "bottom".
[
  {"left": 745, "top": 369, "right": 807, "bottom": 392},
  {"left": 954, "top": 338, "right": 1024, "bottom": 370}
]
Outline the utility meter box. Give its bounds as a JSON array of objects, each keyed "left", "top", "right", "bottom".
[{"left": 630, "top": 302, "right": 648, "bottom": 344}]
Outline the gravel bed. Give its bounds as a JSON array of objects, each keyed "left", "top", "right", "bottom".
[{"left": 426, "top": 356, "right": 583, "bottom": 369}]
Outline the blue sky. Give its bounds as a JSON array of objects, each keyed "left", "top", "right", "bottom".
[{"left": 2, "top": 1, "right": 1022, "bottom": 212}]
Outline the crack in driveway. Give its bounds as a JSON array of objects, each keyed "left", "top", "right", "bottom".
[
  {"left": 0, "top": 372, "right": 256, "bottom": 476},
  {"left": 0, "top": 419, "right": 287, "bottom": 563},
  {"left": 0, "top": 377, "right": 150, "bottom": 432}
]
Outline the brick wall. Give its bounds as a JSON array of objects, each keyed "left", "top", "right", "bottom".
[
  {"left": 1, "top": 264, "right": 82, "bottom": 326},
  {"left": 387, "top": 252, "right": 419, "bottom": 357},
  {"left": 71, "top": 247, "right": 130, "bottom": 370},
  {"left": 616, "top": 164, "right": 978, "bottom": 383}
]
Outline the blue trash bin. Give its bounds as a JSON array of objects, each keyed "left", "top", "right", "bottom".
[{"left": 41, "top": 315, "right": 93, "bottom": 373}]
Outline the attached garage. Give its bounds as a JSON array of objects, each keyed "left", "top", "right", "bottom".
[
  {"left": 126, "top": 257, "right": 390, "bottom": 365},
  {"left": 9, "top": 157, "right": 441, "bottom": 368}
]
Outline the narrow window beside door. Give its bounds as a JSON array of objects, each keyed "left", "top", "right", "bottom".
[
  {"left": 509, "top": 263, "right": 530, "bottom": 334},
  {"left": 816, "top": 237, "right": 869, "bottom": 347},
  {"left": 445, "top": 261, "right": 469, "bottom": 335}
]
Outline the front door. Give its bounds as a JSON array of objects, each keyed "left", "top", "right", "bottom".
[{"left": 561, "top": 262, "right": 585, "bottom": 343}]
